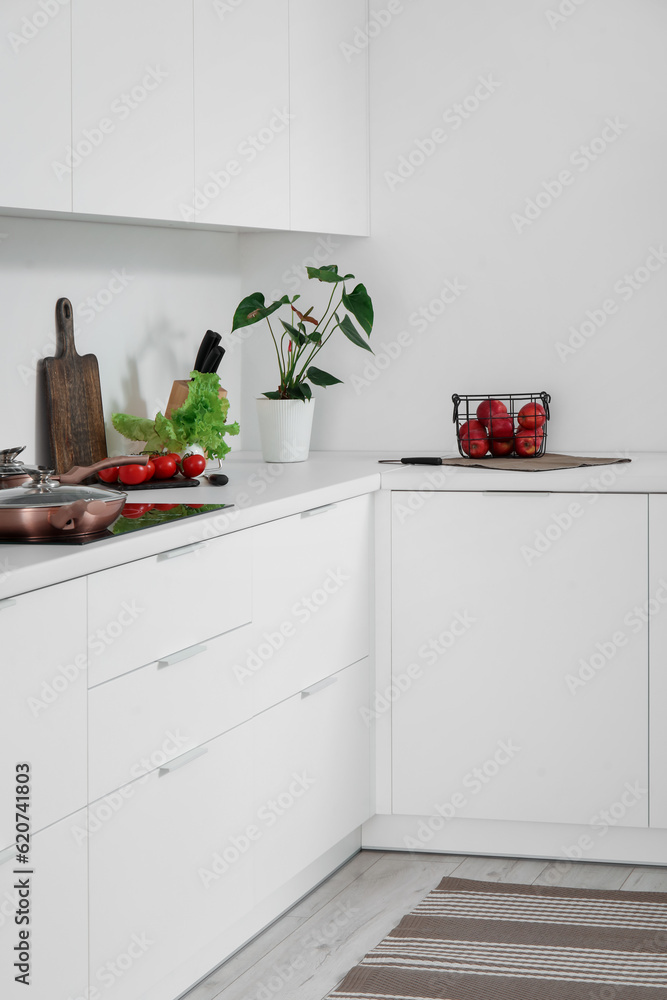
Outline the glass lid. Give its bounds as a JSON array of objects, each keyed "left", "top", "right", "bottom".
[{"left": 0, "top": 470, "right": 124, "bottom": 508}]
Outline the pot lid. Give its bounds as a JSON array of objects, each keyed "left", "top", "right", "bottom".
[
  {"left": 0, "top": 446, "right": 39, "bottom": 478},
  {"left": 0, "top": 470, "right": 124, "bottom": 508}
]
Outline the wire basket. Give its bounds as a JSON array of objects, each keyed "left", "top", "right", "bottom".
[{"left": 452, "top": 392, "right": 551, "bottom": 458}]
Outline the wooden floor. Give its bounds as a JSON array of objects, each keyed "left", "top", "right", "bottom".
[{"left": 183, "top": 850, "right": 667, "bottom": 1000}]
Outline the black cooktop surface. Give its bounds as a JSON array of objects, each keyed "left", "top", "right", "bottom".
[{"left": 1, "top": 503, "right": 232, "bottom": 544}]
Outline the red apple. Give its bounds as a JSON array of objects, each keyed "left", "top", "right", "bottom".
[
  {"left": 476, "top": 398, "right": 508, "bottom": 426},
  {"left": 515, "top": 426, "right": 544, "bottom": 457},
  {"left": 458, "top": 419, "right": 489, "bottom": 457},
  {"left": 517, "top": 402, "right": 546, "bottom": 429},
  {"left": 487, "top": 415, "right": 514, "bottom": 440},
  {"left": 490, "top": 438, "right": 514, "bottom": 457}
]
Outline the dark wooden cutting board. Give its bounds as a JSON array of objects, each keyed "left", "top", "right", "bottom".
[{"left": 44, "top": 298, "right": 107, "bottom": 472}]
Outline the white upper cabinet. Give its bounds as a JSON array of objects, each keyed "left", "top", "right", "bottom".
[
  {"left": 0, "top": 0, "right": 72, "bottom": 212},
  {"left": 193, "top": 0, "right": 290, "bottom": 229},
  {"left": 289, "top": 0, "right": 369, "bottom": 235},
  {"left": 0, "top": 1, "right": 369, "bottom": 232},
  {"left": 71, "top": 0, "right": 194, "bottom": 221}
]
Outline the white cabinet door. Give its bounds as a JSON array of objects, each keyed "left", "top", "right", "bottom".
[
  {"left": 289, "top": 0, "right": 369, "bottom": 235},
  {"left": 0, "top": 810, "right": 88, "bottom": 1000},
  {"left": 391, "top": 492, "right": 649, "bottom": 827},
  {"left": 88, "top": 620, "right": 257, "bottom": 802},
  {"left": 89, "top": 728, "right": 254, "bottom": 1000},
  {"left": 0, "top": 1, "right": 72, "bottom": 212},
  {"left": 248, "top": 494, "right": 371, "bottom": 713},
  {"left": 648, "top": 495, "right": 667, "bottom": 828},
  {"left": 193, "top": 0, "right": 290, "bottom": 229},
  {"left": 0, "top": 580, "right": 87, "bottom": 849},
  {"left": 71, "top": 0, "right": 194, "bottom": 221},
  {"left": 87, "top": 529, "right": 251, "bottom": 686},
  {"left": 252, "top": 657, "right": 371, "bottom": 900}
]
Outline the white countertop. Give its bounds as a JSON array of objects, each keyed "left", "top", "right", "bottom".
[{"left": 2, "top": 449, "right": 667, "bottom": 600}]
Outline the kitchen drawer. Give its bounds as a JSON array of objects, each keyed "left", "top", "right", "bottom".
[
  {"left": 87, "top": 529, "right": 251, "bottom": 686},
  {"left": 0, "top": 579, "right": 87, "bottom": 848},
  {"left": 88, "top": 621, "right": 256, "bottom": 802},
  {"left": 89, "top": 727, "right": 254, "bottom": 1000},
  {"left": 252, "top": 656, "right": 371, "bottom": 900},
  {"left": 249, "top": 494, "right": 371, "bottom": 713},
  {"left": 0, "top": 809, "right": 88, "bottom": 1000}
]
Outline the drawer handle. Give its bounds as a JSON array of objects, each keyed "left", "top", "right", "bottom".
[
  {"left": 159, "top": 746, "right": 208, "bottom": 776},
  {"left": 301, "top": 503, "right": 338, "bottom": 518},
  {"left": 157, "top": 541, "right": 207, "bottom": 561},
  {"left": 158, "top": 643, "right": 207, "bottom": 669},
  {"left": 0, "top": 598, "right": 16, "bottom": 611},
  {"left": 482, "top": 491, "right": 552, "bottom": 497},
  {"left": 301, "top": 676, "right": 338, "bottom": 698}
]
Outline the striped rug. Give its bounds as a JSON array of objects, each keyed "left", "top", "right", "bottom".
[{"left": 325, "top": 876, "right": 667, "bottom": 999}]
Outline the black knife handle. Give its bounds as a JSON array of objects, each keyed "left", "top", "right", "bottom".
[
  {"left": 400, "top": 457, "right": 443, "bottom": 465},
  {"left": 200, "top": 345, "right": 224, "bottom": 374},
  {"left": 194, "top": 330, "right": 221, "bottom": 372}
]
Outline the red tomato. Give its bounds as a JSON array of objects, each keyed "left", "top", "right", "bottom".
[
  {"left": 118, "top": 464, "right": 148, "bottom": 485},
  {"left": 187, "top": 503, "right": 204, "bottom": 508},
  {"left": 153, "top": 503, "right": 178, "bottom": 511},
  {"left": 98, "top": 467, "right": 119, "bottom": 483},
  {"left": 122, "top": 503, "right": 154, "bottom": 519},
  {"left": 142, "top": 459, "right": 155, "bottom": 482},
  {"left": 152, "top": 456, "right": 177, "bottom": 479},
  {"left": 181, "top": 454, "right": 206, "bottom": 478}
]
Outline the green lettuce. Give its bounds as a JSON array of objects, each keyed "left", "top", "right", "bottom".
[{"left": 111, "top": 371, "right": 240, "bottom": 460}]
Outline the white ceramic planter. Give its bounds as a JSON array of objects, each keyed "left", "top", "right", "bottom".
[{"left": 256, "top": 398, "right": 315, "bottom": 463}]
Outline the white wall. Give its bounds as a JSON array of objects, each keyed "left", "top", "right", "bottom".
[
  {"left": 0, "top": 216, "right": 241, "bottom": 464},
  {"left": 239, "top": 0, "right": 667, "bottom": 454}
]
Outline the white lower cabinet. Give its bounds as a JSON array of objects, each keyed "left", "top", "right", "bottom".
[
  {"left": 391, "top": 491, "right": 649, "bottom": 827},
  {"left": 88, "top": 621, "right": 257, "bottom": 803},
  {"left": 88, "top": 727, "right": 255, "bottom": 1000},
  {"left": 249, "top": 495, "right": 371, "bottom": 713},
  {"left": 0, "top": 579, "right": 87, "bottom": 848},
  {"left": 648, "top": 495, "right": 667, "bottom": 828},
  {"left": 252, "top": 657, "right": 371, "bottom": 899},
  {"left": 0, "top": 810, "right": 88, "bottom": 1000},
  {"left": 87, "top": 529, "right": 252, "bottom": 686}
]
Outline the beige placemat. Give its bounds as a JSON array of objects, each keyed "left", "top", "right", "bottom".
[{"left": 441, "top": 453, "right": 631, "bottom": 472}]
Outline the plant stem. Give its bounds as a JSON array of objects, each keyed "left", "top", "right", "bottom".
[
  {"left": 293, "top": 289, "right": 344, "bottom": 384},
  {"left": 266, "top": 317, "right": 284, "bottom": 382}
]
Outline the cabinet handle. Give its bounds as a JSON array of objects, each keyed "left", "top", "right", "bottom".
[
  {"left": 159, "top": 746, "right": 208, "bottom": 776},
  {"left": 157, "top": 541, "right": 207, "bottom": 561},
  {"left": 157, "top": 643, "right": 207, "bottom": 669},
  {"left": 0, "top": 846, "right": 15, "bottom": 866},
  {"left": 301, "top": 503, "right": 338, "bottom": 518},
  {"left": 0, "top": 598, "right": 16, "bottom": 611},
  {"left": 482, "top": 491, "right": 552, "bottom": 497},
  {"left": 301, "top": 676, "right": 338, "bottom": 698}
]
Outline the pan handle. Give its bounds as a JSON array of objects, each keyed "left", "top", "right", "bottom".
[
  {"left": 48, "top": 499, "right": 91, "bottom": 531},
  {"left": 58, "top": 454, "right": 149, "bottom": 485}
]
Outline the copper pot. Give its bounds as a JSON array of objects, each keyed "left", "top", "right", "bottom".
[
  {"left": 0, "top": 459, "right": 148, "bottom": 540},
  {"left": 0, "top": 446, "right": 144, "bottom": 490}
]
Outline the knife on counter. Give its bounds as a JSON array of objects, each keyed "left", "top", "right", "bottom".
[{"left": 379, "top": 457, "right": 444, "bottom": 465}]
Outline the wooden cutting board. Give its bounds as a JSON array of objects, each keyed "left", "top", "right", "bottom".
[{"left": 44, "top": 298, "right": 107, "bottom": 472}]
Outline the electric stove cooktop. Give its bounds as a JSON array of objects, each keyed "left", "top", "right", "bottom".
[{"left": 1, "top": 503, "right": 232, "bottom": 544}]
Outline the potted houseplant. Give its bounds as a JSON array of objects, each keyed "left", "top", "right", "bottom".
[{"left": 231, "top": 265, "right": 374, "bottom": 462}]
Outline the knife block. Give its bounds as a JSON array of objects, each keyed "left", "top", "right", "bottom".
[{"left": 165, "top": 379, "right": 228, "bottom": 419}]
